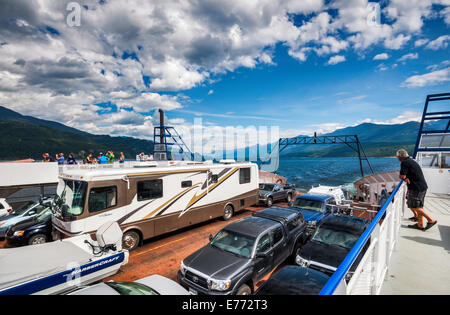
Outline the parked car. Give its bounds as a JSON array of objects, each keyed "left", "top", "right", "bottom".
[
  {"left": 68, "top": 275, "right": 189, "bottom": 295},
  {"left": 258, "top": 183, "right": 295, "bottom": 206},
  {"left": 288, "top": 193, "right": 338, "bottom": 241},
  {"left": 0, "top": 198, "right": 12, "bottom": 217},
  {"left": 0, "top": 198, "right": 53, "bottom": 241},
  {"left": 6, "top": 208, "right": 53, "bottom": 246},
  {"left": 254, "top": 265, "right": 330, "bottom": 295},
  {"left": 295, "top": 214, "right": 369, "bottom": 278},
  {"left": 178, "top": 207, "right": 306, "bottom": 295}
]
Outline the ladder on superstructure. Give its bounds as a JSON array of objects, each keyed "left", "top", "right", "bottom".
[{"left": 413, "top": 92, "right": 450, "bottom": 160}]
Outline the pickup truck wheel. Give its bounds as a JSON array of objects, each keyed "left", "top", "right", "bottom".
[
  {"left": 122, "top": 230, "right": 140, "bottom": 251},
  {"left": 266, "top": 197, "right": 273, "bottom": 207},
  {"left": 28, "top": 234, "right": 47, "bottom": 245},
  {"left": 236, "top": 284, "right": 252, "bottom": 295},
  {"left": 222, "top": 204, "right": 234, "bottom": 221}
]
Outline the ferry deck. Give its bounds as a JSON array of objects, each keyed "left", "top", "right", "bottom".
[{"left": 381, "top": 193, "right": 450, "bottom": 295}]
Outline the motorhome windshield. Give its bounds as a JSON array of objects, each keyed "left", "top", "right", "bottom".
[
  {"left": 291, "top": 198, "right": 324, "bottom": 212},
  {"left": 54, "top": 179, "right": 88, "bottom": 216}
]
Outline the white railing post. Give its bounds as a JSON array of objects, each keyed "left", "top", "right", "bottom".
[{"left": 370, "top": 223, "right": 381, "bottom": 294}]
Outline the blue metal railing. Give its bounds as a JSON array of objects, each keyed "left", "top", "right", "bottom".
[{"left": 319, "top": 180, "right": 404, "bottom": 295}]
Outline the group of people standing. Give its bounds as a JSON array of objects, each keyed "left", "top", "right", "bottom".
[
  {"left": 41, "top": 153, "right": 77, "bottom": 164},
  {"left": 42, "top": 151, "right": 126, "bottom": 165}
]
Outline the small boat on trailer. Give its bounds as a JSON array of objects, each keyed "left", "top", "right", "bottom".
[{"left": 0, "top": 221, "right": 128, "bottom": 295}]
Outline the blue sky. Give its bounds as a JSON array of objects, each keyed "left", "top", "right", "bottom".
[
  {"left": 0, "top": 0, "right": 449, "bottom": 147},
  {"left": 168, "top": 13, "right": 450, "bottom": 134}
]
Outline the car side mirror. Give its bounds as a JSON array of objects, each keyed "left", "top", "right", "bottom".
[
  {"left": 256, "top": 252, "right": 267, "bottom": 258},
  {"left": 209, "top": 234, "right": 213, "bottom": 242},
  {"left": 28, "top": 210, "right": 36, "bottom": 216}
]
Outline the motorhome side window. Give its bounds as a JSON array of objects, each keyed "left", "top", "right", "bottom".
[
  {"left": 137, "top": 179, "right": 163, "bottom": 201},
  {"left": 181, "top": 180, "right": 192, "bottom": 188},
  {"left": 239, "top": 168, "right": 251, "bottom": 184},
  {"left": 88, "top": 186, "right": 117, "bottom": 213}
]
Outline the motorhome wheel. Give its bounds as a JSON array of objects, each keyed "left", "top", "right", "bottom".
[
  {"left": 223, "top": 204, "right": 234, "bottom": 221},
  {"left": 122, "top": 230, "right": 140, "bottom": 251}
]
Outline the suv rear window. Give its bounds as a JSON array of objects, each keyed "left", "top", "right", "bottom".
[
  {"left": 272, "top": 227, "right": 283, "bottom": 245},
  {"left": 287, "top": 218, "right": 300, "bottom": 231}
]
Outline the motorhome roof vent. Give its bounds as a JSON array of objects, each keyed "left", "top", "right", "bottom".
[
  {"left": 133, "top": 162, "right": 158, "bottom": 168},
  {"left": 220, "top": 159, "right": 236, "bottom": 164}
]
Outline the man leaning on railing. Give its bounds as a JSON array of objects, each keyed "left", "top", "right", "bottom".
[{"left": 396, "top": 149, "right": 437, "bottom": 231}]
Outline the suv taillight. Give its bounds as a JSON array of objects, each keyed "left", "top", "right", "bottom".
[{"left": 7, "top": 209, "right": 12, "bottom": 213}]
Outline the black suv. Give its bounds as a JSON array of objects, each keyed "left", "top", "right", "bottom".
[
  {"left": 295, "top": 214, "right": 369, "bottom": 278},
  {"left": 178, "top": 207, "right": 306, "bottom": 295}
]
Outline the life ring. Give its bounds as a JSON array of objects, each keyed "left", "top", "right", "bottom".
[{"left": 276, "top": 179, "right": 283, "bottom": 184}]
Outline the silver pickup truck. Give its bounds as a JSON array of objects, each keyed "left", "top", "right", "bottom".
[{"left": 258, "top": 183, "right": 295, "bottom": 207}]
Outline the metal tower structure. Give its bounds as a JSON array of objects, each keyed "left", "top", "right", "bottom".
[{"left": 153, "top": 109, "right": 194, "bottom": 161}]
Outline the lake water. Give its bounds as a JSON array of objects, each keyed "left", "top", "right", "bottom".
[{"left": 274, "top": 157, "right": 400, "bottom": 192}]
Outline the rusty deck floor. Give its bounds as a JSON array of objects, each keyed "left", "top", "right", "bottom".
[{"left": 105, "top": 201, "right": 293, "bottom": 287}]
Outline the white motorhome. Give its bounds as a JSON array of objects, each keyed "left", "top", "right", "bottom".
[{"left": 52, "top": 160, "right": 259, "bottom": 250}]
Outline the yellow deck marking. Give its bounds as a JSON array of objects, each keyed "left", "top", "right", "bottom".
[{"left": 132, "top": 235, "right": 191, "bottom": 257}]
